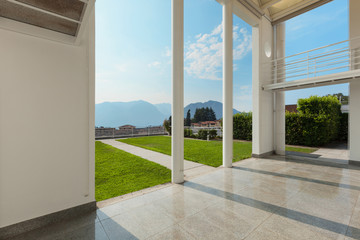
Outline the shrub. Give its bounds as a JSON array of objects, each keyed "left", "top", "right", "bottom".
[
  {"left": 184, "top": 128, "right": 193, "bottom": 137},
  {"left": 338, "top": 113, "right": 348, "bottom": 141},
  {"left": 197, "top": 129, "right": 208, "bottom": 140},
  {"left": 163, "top": 119, "right": 171, "bottom": 135},
  {"left": 233, "top": 112, "right": 252, "bottom": 141},
  {"left": 209, "top": 129, "right": 217, "bottom": 139},
  {"left": 298, "top": 95, "right": 341, "bottom": 142},
  {"left": 298, "top": 95, "right": 341, "bottom": 116},
  {"left": 285, "top": 112, "right": 334, "bottom": 146}
]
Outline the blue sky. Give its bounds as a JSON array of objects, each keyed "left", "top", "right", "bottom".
[{"left": 96, "top": 0, "right": 348, "bottom": 111}]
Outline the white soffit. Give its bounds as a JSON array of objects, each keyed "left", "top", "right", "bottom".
[
  {"left": 236, "top": 0, "right": 333, "bottom": 25},
  {"left": 0, "top": 0, "right": 95, "bottom": 44}
]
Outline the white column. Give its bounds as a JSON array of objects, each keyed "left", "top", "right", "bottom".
[
  {"left": 349, "top": 0, "right": 360, "bottom": 163},
  {"left": 252, "top": 17, "right": 274, "bottom": 157},
  {"left": 171, "top": 0, "right": 184, "bottom": 183},
  {"left": 223, "top": 0, "right": 233, "bottom": 168},
  {"left": 275, "top": 23, "right": 285, "bottom": 155}
]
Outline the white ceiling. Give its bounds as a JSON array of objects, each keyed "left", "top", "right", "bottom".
[{"left": 242, "top": 0, "right": 333, "bottom": 24}]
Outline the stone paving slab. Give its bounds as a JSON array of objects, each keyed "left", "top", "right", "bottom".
[{"left": 10, "top": 156, "right": 360, "bottom": 240}]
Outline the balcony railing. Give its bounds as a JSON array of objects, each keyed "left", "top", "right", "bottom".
[{"left": 271, "top": 37, "right": 360, "bottom": 83}]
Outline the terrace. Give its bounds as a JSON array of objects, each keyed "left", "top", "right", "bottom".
[{"left": 1, "top": 0, "right": 360, "bottom": 239}]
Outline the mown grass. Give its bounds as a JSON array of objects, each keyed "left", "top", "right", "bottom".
[
  {"left": 285, "top": 146, "right": 318, "bottom": 153},
  {"left": 118, "top": 136, "right": 318, "bottom": 167},
  {"left": 95, "top": 141, "right": 171, "bottom": 201},
  {"left": 118, "top": 136, "right": 251, "bottom": 167}
]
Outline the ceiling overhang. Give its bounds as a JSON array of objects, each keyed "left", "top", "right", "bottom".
[
  {"left": 235, "top": 0, "right": 333, "bottom": 25},
  {"left": 0, "top": 0, "right": 95, "bottom": 45}
]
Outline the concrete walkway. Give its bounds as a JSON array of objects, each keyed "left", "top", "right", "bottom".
[
  {"left": 312, "top": 143, "right": 349, "bottom": 160},
  {"left": 100, "top": 139, "right": 216, "bottom": 180},
  {"left": 287, "top": 142, "right": 349, "bottom": 164}
]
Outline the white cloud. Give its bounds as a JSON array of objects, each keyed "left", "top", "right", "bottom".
[
  {"left": 148, "top": 61, "right": 161, "bottom": 68},
  {"left": 185, "top": 23, "right": 252, "bottom": 81},
  {"left": 164, "top": 47, "right": 171, "bottom": 57},
  {"left": 115, "top": 63, "right": 127, "bottom": 72}
]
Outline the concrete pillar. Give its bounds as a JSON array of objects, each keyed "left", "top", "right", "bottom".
[
  {"left": 222, "top": 0, "right": 233, "bottom": 168},
  {"left": 252, "top": 16, "right": 274, "bottom": 157},
  {"left": 274, "top": 23, "right": 286, "bottom": 155},
  {"left": 349, "top": 0, "right": 360, "bottom": 164},
  {"left": 171, "top": 0, "right": 184, "bottom": 183}
]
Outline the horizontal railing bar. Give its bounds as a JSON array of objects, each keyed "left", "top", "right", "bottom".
[
  {"left": 285, "top": 65, "right": 350, "bottom": 80},
  {"left": 273, "top": 53, "right": 360, "bottom": 74},
  {"left": 271, "top": 49, "right": 349, "bottom": 72},
  {"left": 270, "top": 36, "right": 360, "bottom": 63},
  {"left": 281, "top": 61, "right": 348, "bottom": 76},
  {"left": 271, "top": 51, "right": 350, "bottom": 72},
  {"left": 274, "top": 48, "right": 349, "bottom": 68},
  {"left": 274, "top": 62, "right": 360, "bottom": 81}
]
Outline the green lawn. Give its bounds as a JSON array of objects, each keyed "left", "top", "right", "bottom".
[
  {"left": 118, "top": 136, "right": 318, "bottom": 167},
  {"left": 95, "top": 141, "right": 171, "bottom": 201},
  {"left": 285, "top": 146, "right": 318, "bottom": 153},
  {"left": 118, "top": 136, "right": 251, "bottom": 167}
]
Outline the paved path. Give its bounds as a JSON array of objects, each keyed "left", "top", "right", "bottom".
[
  {"left": 100, "top": 139, "right": 216, "bottom": 180},
  {"left": 288, "top": 143, "right": 349, "bottom": 164}
]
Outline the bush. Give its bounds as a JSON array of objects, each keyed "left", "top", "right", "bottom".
[
  {"left": 285, "top": 112, "right": 335, "bottom": 146},
  {"left": 184, "top": 128, "right": 193, "bottom": 138},
  {"left": 233, "top": 112, "right": 252, "bottom": 141},
  {"left": 232, "top": 96, "right": 346, "bottom": 146},
  {"left": 297, "top": 95, "right": 341, "bottom": 142},
  {"left": 298, "top": 95, "right": 341, "bottom": 116},
  {"left": 338, "top": 113, "right": 348, "bottom": 141},
  {"left": 163, "top": 119, "right": 171, "bottom": 135},
  {"left": 197, "top": 129, "right": 208, "bottom": 140},
  {"left": 209, "top": 129, "right": 217, "bottom": 139}
]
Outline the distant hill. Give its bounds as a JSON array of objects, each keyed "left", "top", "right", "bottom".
[
  {"left": 184, "top": 100, "right": 240, "bottom": 119},
  {"left": 154, "top": 103, "right": 171, "bottom": 118},
  {"left": 95, "top": 100, "right": 167, "bottom": 128},
  {"left": 95, "top": 100, "right": 240, "bottom": 127}
]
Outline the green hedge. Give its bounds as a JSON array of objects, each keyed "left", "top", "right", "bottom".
[
  {"left": 338, "top": 113, "right": 348, "bottom": 141},
  {"left": 233, "top": 112, "right": 252, "bottom": 141},
  {"left": 232, "top": 96, "right": 347, "bottom": 146},
  {"left": 197, "top": 129, "right": 208, "bottom": 140},
  {"left": 184, "top": 128, "right": 193, "bottom": 138},
  {"left": 285, "top": 112, "right": 335, "bottom": 146},
  {"left": 197, "top": 129, "right": 217, "bottom": 140},
  {"left": 209, "top": 129, "right": 217, "bottom": 139},
  {"left": 298, "top": 95, "right": 341, "bottom": 116}
]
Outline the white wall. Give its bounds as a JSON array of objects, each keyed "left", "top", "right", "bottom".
[
  {"left": 0, "top": 10, "right": 95, "bottom": 227},
  {"left": 349, "top": 0, "right": 360, "bottom": 162},
  {"left": 252, "top": 16, "right": 274, "bottom": 156}
]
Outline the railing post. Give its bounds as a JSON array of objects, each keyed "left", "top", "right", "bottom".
[
  {"left": 307, "top": 52, "right": 309, "bottom": 78},
  {"left": 274, "top": 59, "right": 277, "bottom": 83},
  {"left": 350, "top": 48, "right": 353, "bottom": 70}
]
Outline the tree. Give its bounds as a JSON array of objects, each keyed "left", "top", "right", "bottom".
[
  {"left": 163, "top": 116, "right": 171, "bottom": 135},
  {"left": 327, "top": 93, "right": 349, "bottom": 105},
  {"left": 193, "top": 107, "right": 217, "bottom": 122},
  {"left": 209, "top": 108, "right": 216, "bottom": 121},
  {"left": 185, "top": 109, "right": 191, "bottom": 126}
]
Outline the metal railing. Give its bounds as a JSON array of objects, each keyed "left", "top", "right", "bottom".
[
  {"left": 95, "top": 126, "right": 166, "bottom": 139},
  {"left": 271, "top": 37, "right": 360, "bottom": 83}
]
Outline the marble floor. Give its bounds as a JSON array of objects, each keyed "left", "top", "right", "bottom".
[{"left": 8, "top": 156, "right": 360, "bottom": 240}]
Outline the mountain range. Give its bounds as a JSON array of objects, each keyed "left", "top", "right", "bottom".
[{"left": 95, "top": 100, "right": 240, "bottom": 127}]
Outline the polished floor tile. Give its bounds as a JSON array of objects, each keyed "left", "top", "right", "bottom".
[{"left": 7, "top": 157, "right": 360, "bottom": 240}]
